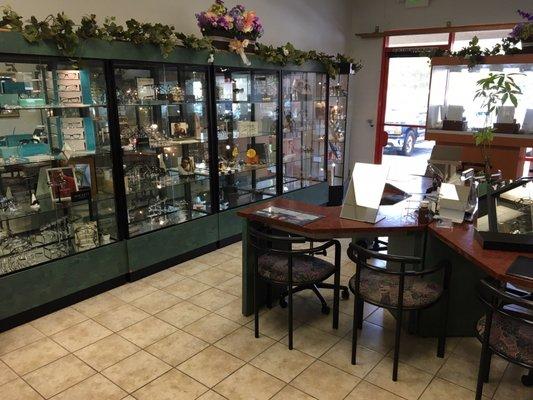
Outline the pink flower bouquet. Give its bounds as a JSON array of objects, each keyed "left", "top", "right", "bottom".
[{"left": 196, "top": 0, "right": 264, "bottom": 41}]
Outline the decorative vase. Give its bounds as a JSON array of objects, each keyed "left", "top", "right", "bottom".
[{"left": 522, "top": 36, "right": 533, "bottom": 54}]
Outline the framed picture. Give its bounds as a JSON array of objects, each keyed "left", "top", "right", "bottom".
[
  {"left": 169, "top": 118, "right": 189, "bottom": 137},
  {"left": 47, "top": 166, "right": 79, "bottom": 202},
  {"left": 68, "top": 155, "right": 97, "bottom": 196}
]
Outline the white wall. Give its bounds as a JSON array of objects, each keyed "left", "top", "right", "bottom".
[
  {"left": 348, "top": 0, "right": 532, "bottom": 167},
  {"left": 0, "top": 0, "right": 351, "bottom": 53}
]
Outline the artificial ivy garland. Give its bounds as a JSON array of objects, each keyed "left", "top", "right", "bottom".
[{"left": 0, "top": 6, "right": 360, "bottom": 78}]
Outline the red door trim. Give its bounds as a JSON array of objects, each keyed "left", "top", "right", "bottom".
[{"left": 374, "top": 36, "right": 390, "bottom": 164}]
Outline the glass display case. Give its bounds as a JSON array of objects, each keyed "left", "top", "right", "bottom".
[
  {"left": 427, "top": 57, "right": 533, "bottom": 134},
  {"left": 476, "top": 177, "right": 532, "bottom": 251},
  {"left": 0, "top": 57, "right": 117, "bottom": 275},
  {"left": 215, "top": 69, "right": 278, "bottom": 209},
  {"left": 114, "top": 63, "right": 211, "bottom": 236},
  {"left": 282, "top": 71, "right": 327, "bottom": 193},
  {"left": 328, "top": 73, "right": 349, "bottom": 187}
]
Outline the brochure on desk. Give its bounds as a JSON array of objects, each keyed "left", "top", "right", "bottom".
[{"left": 254, "top": 206, "right": 323, "bottom": 226}]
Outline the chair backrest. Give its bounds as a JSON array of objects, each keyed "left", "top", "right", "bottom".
[
  {"left": 248, "top": 224, "right": 307, "bottom": 257},
  {"left": 478, "top": 278, "right": 533, "bottom": 328}
]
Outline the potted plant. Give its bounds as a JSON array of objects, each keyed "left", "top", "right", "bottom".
[
  {"left": 195, "top": 1, "right": 263, "bottom": 52},
  {"left": 510, "top": 10, "right": 533, "bottom": 53},
  {"left": 473, "top": 72, "right": 522, "bottom": 229}
]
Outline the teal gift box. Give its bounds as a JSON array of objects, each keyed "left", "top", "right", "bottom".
[{"left": 18, "top": 98, "right": 46, "bottom": 107}]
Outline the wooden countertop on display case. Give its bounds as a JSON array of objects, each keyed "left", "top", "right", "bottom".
[{"left": 425, "top": 129, "right": 533, "bottom": 179}]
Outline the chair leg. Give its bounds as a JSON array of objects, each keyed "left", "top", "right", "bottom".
[
  {"left": 392, "top": 309, "right": 402, "bottom": 381},
  {"left": 437, "top": 290, "right": 450, "bottom": 358},
  {"left": 288, "top": 284, "right": 293, "bottom": 350},
  {"left": 333, "top": 270, "right": 340, "bottom": 329},
  {"left": 310, "top": 285, "right": 330, "bottom": 314},
  {"left": 351, "top": 295, "right": 359, "bottom": 365},
  {"left": 254, "top": 272, "right": 259, "bottom": 339},
  {"left": 483, "top": 351, "right": 492, "bottom": 383},
  {"left": 476, "top": 342, "right": 491, "bottom": 399},
  {"left": 356, "top": 299, "right": 364, "bottom": 329}
]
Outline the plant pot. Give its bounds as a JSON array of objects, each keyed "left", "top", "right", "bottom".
[{"left": 521, "top": 36, "right": 533, "bottom": 54}]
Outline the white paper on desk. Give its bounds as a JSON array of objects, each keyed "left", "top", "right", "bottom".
[{"left": 438, "top": 183, "right": 470, "bottom": 223}]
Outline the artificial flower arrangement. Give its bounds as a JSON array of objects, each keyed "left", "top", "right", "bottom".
[
  {"left": 510, "top": 9, "right": 533, "bottom": 52},
  {"left": 195, "top": 0, "right": 263, "bottom": 41}
]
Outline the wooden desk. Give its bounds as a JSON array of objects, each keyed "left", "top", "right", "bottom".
[
  {"left": 239, "top": 197, "right": 532, "bottom": 335},
  {"left": 429, "top": 223, "right": 532, "bottom": 290}
]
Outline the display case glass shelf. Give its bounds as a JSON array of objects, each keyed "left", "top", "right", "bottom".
[
  {"left": 328, "top": 74, "right": 349, "bottom": 186},
  {"left": 0, "top": 57, "right": 117, "bottom": 275},
  {"left": 282, "top": 71, "right": 327, "bottom": 193},
  {"left": 427, "top": 56, "right": 533, "bottom": 135},
  {"left": 215, "top": 69, "right": 279, "bottom": 209},
  {"left": 114, "top": 63, "right": 211, "bottom": 236}
]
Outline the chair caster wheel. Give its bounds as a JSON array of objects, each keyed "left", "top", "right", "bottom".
[
  {"left": 279, "top": 298, "right": 288, "bottom": 308},
  {"left": 341, "top": 289, "right": 349, "bottom": 300},
  {"left": 521, "top": 373, "right": 533, "bottom": 387},
  {"left": 321, "top": 305, "right": 330, "bottom": 315}
]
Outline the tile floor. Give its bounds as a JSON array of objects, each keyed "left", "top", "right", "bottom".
[{"left": 0, "top": 240, "right": 530, "bottom": 400}]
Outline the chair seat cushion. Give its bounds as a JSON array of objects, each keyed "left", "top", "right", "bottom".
[
  {"left": 349, "top": 269, "right": 443, "bottom": 308},
  {"left": 257, "top": 253, "right": 336, "bottom": 284},
  {"left": 477, "top": 314, "right": 533, "bottom": 365}
]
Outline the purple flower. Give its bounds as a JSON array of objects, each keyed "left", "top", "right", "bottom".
[
  {"left": 518, "top": 9, "right": 533, "bottom": 21},
  {"left": 215, "top": 0, "right": 225, "bottom": 5},
  {"left": 228, "top": 7, "right": 242, "bottom": 19},
  {"left": 236, "top": 5, "right": 245, "bottom": 12}
]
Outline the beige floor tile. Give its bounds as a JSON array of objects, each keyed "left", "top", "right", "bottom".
[
  {"left": 215, "top": 299, "right": 254, "bottom": 325},
  {"left": 30, "top": 308, "right": 87, "bottom": 336},
  {"left": 118, "top": 317, "right": 176, "bottom": 348},
  {"left": 139, "top": 269, "right": 184, "bottom": 289},
  {"left": 320, "top": 339, "right": 384, "bottom": 378},
  {"left": 365, "top": 308, "right": 397, "bottom": 331},
  {"left": 217, "top": 258, "right": 242, "bottom": 275},
  {"left": 419, "top": 377, "right": 479, "bottom": 400},
  {"left": 289, "top": 325, "right": 340, "bottom": 358},
  {"left": 74, "top": 334, "right": 139, "bottom": 371},
  {"left": 0, "top": 378, "right": 44, "bottom": 400},
  {"left": 192, "top": 268, "right": 235, "bottom": 286},
  {"left": 306, "top": 310, "right": 353, "bottom": 337},
  {"left": 51, "top": 373, "right": 127, "bottom": 400},
  {"left": 197, "top": 390, "right": 227, "bottom": 400},
  {"left": 0, "top": 359, "right": 17, "bottom": 386},
  {"left": 437, "top": 352, "right": 507, "bottom": 397},
  {"left": 250, "top": 342, "right": 315, "bottom": 383},
  {"left": 217, "top": 242, "right": 242, "bottom": 258},
  {"left": 51, "top": 320, "right": 112, "bottom": 352},
  {"left": 133, "top": 369, "right": 207, "bottom": 400},
  {"left": 218, "top": 276, "right": 243, "bottom": 297},
  {"left": 72, "top": 292, "right": 125, "bottom": 318},
  {"left": 214, "top": 364, "right": 285, "bottom": 400},
  {"left": 131, "top": 290, "right": 181, "bottom": 315},
  {"left": 0, "top": 324, "right": 45, "bottom": 355},
  {"left": 189, "top": 288, "right": 239, "bottom": 312},
  {"left": 270, "top": 385, "right": 316, "bottom": 400},
  {"left": 345, "top": 381, "right": 403, "bottom": 400},
  {"left": 146, "top": 330, "right": 209, "bottom": 366},
  {"left": 246, "top": 309, "right": 303, "bottom": 340},
  {"left": 109, "top": 281, "right": 157, "bottom": 303},
  {"left": 93, "top": 304, "right": 150, "bottom": 332},
  {"left": 351, "top": 321, "right": 395, "bottom": 355},
  {"left": 178, "top": 346, "right": 244, "bottom": 387},
  {"left": 194, "top": 252, "right": 234, "bottom": 267},
  {"left": 170, "top": 259, "right": 212, "bottom": 276},
  {"left": 101, "top": 350, "right": 171, "bottom": 393},
  {"left": 451, "top": 337, "right": 484, "bottom": 363},
  {"left": 215, "top": 326, "right": 274, "bottom": 361},
  {"left": 494, "top": 364, "right": 531, "bottom": 400},
  {"left": 23, "top": 354, "right": 95, "bottom": 398},
  {"left": 292, "top": 360, "right": 361, "bottom": 400},
  {"left": 386, "top": 334, "right": 448, "bottom": 375},
  {"left": 163, "top": 278, "right": 211, "bottom": 299},
  {"left": 1, "top": 337, "right": 68, "bottom": 375},
  {"left": 365, "top": 357, "right": 433, "bottom": 400},
  {"left": 156, "top": 301, "right": 210, "bottom": 328},
  {"left": 183, "top": 314, "right": 240, "bottom": 343}
]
